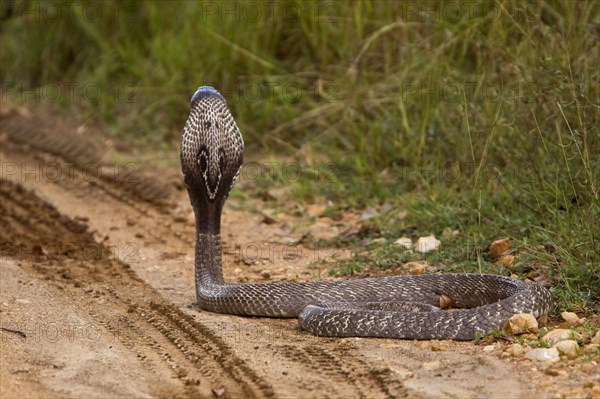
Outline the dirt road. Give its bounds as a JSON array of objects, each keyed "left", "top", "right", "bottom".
[{"left": 0, "top": 111, "right": 597, "bottom": 398}]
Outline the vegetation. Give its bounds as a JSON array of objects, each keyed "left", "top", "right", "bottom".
[{"left": 1, "top": 1, "right": 598, "bottom": 313}]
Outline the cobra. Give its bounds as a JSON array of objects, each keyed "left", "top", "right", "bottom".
[{"left": 180, "top": 86, "right": 552, "bottom": 340}]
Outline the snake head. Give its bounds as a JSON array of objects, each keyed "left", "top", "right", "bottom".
[{"left": 181, "top": 86, "right": 244, "bottom": 224}]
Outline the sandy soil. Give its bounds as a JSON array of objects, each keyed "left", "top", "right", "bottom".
[{"left": 1, "top": 110, "right": 598, "bottom": 399}]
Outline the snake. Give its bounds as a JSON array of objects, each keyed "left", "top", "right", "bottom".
[{"left": 180, "top": 86, "right": 553, "bottom": 340}]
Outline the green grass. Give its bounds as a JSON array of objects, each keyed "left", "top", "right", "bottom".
[
  {"left": 323, "top": 189, "right": 599, "bottom": 313},
  {"left": 1, "top": 1, "right": 598, "bottom": 314}
]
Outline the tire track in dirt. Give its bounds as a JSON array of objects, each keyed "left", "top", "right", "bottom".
[
  {"left": 0, "top": 121, "right": 195, "bottom": 248},
  {"left": 0, "top": 178, "right": 273, "bottom": 398},
  {"left": 0, "top": 151, "right": 408, "bottom": 398},
  {"left": 278, "top": 345, "right": 408, "bottom": 398},
  {"left": 0, "top": 115, "right": 418, "bottom": 398},
  {"left": 1, "top": 112, "right": 172, "bottom": 206}
]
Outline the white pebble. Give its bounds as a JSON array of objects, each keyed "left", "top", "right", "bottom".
[
  {"left": 415, "top": 235, "right": 440, "bottom": 253},
  {"left": 526, "top": 347, "right": 560, "bottom": 362}
]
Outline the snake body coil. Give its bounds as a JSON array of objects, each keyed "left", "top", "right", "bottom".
[{"left": 181, "top": 86, "right": 552, "bottom": 340}]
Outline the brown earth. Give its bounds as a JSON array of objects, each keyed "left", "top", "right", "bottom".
[{"left": 0, "top": 110, "right": 598, "bottom": 399}]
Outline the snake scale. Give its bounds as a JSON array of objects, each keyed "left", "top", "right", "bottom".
[{"left": 180, "top": 86, "right": 552, "bottom": 340}]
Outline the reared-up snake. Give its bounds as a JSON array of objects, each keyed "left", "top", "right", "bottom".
[{"left": 180, "top": 86, "right": 552, "bottom": 340}]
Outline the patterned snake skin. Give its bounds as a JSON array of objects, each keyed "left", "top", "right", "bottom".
[{"left": 181, "top": 86, "right": 553, "bottom": 340}]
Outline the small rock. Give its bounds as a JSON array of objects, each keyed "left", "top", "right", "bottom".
[
  {"left": 415, "top": 235, "right": 440, "bottom": 253},
  {"left": 591, "top": 330, "right": 600, "bottom": 345},
  {"left": 560, "top": 311, "right": 580, "bottom": 326},
  {"left": 308, "top": 222, "right": 339, "bottom": 240},
  {"left": 553, "top": 340, "right": 579, "bottom": 357},
  {"left": 211, "top": 386, "right": 225, "bottom": 397},
  {"left": 261, "top": 271, "right": 271, "bottom": 279},
  {"left": 483, "top": 344, "right": 495, "bottom": 353},
  {"left": 261, "top": 214, "right": 278, "bottom": 224},
  {"left": 510, "top": 343, "right": 524, "bottom": 357},
  {"left": 581, "top": 362, "right": 599, "bottom": 374},
  {"left": 403, "top": 261, "right": 427, "bottom": 275},
  {"left": 430, "top": 342, "right": 444, "bottom": 352},
  {"left": 505, "top": 313, "right": 539, "bottom": 334},
  {"left": 542, "top": 329, "right": 579, "bottom": 345},
  {"left": 15, "top": 299, "right": 31, "bottom": 305},
  {"left": 439, "top": 294, "right": 452, "bottom": 309},
  {"left": 489, "top": 237, "right": 512, "bottom": 259},
  {"left": 526, "top": 347, "right": 560, "bottom": 362},
  {"left": 546, "top": 368, "right": 567, "bottom": 377},
  {"left": 306, "top": 204, "right": 326, "bottom": 218},
  {"left": 393, "top": 237, "right": 413, "bottom": 249},
  {"left": 498, "top": 255, "right": 515, "bottom": 266},
  {"left": 360, "top": 206, "right": 379, "bottom": 220},
  {"left": 582, "top": 344, "right": 599, "bottom": 354},
  {"left": 422, "top": 360, "right": 441, "bottom": 371}
]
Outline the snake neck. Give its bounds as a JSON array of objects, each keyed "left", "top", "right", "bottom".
[
  {"left": 195, "top": 232, "right": 225, "bottom": 287},
  {"left": 193, "top": 200, "right": 226, "bottom": 287},
  {"left": 186, "top": 175, "right": 230, "bottom": 295}
]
